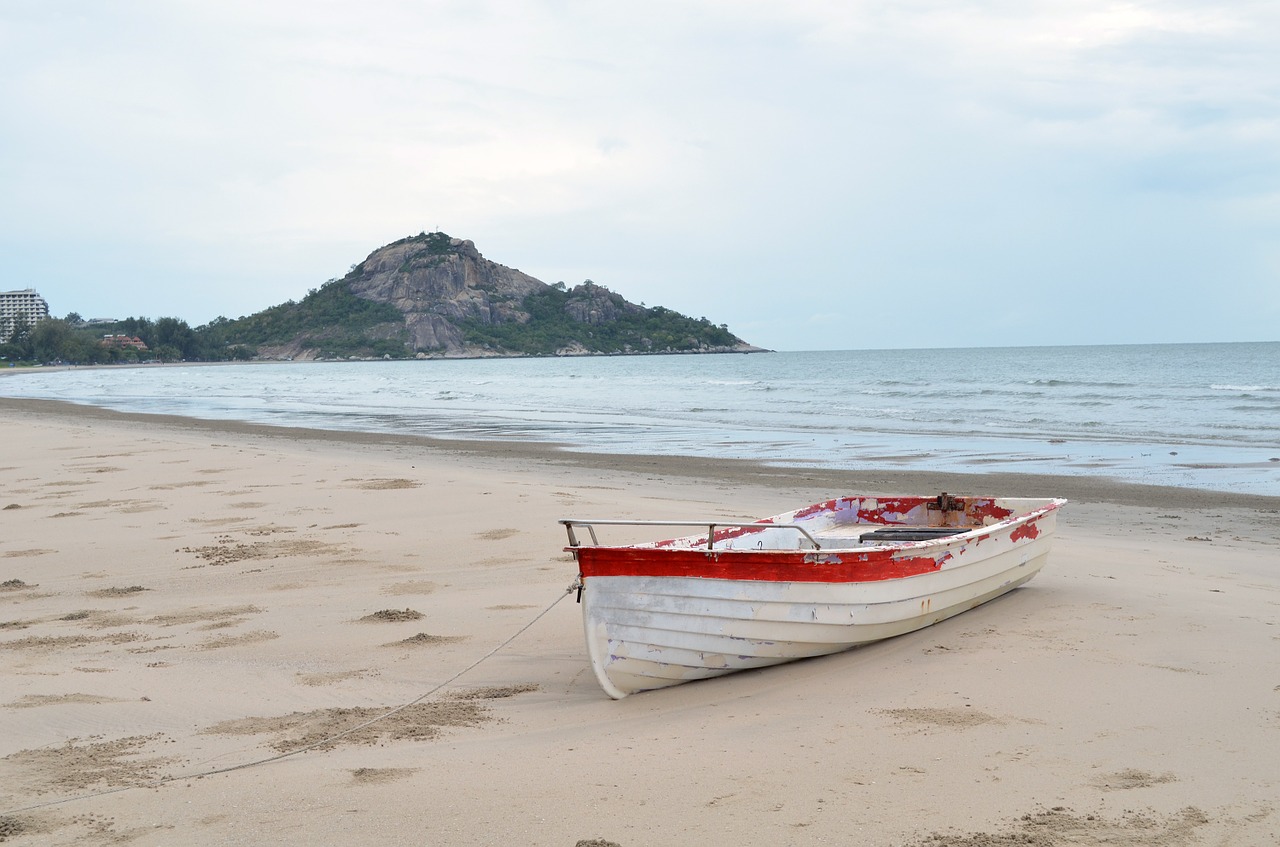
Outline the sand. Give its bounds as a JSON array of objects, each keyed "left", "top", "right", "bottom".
[{"left": 1, "top": 397, "right": 1277, "bottom": 846}]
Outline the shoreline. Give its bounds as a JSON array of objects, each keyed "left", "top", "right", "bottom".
[
  {"left": 7, "top": 346, "right": 1279, "bottom": 499},
  {"left": 4, "top": 395, "right": 1279, "bottom": 512},
  {"left": 0, "top": 342, "right": 772, "bottom": 375}
]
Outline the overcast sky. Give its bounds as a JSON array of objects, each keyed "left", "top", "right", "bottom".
[{"left": 3, "top": 1, "right": 1278, "bottom": 351}]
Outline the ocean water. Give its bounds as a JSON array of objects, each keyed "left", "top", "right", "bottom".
[{"left": 4, "top": 342, "right": 1278, "bottom": 495}]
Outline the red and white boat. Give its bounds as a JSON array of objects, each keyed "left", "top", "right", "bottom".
[{"left": 561, "top": 494, "right": 1066, "bottom": 699}]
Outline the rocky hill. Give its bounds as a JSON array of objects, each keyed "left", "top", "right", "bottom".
[{"left": 212, "top": 233, "right": 760, "bottom": 360}]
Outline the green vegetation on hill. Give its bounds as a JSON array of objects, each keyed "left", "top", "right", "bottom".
[
  {"left": 458, "top": 284, "right": 740, "bottom": 355},
  {"left": 205, "top": 277, "right": 409, "bottom": 359},
  {"left": 387, "top": 230, "right": 453, "bottom": 261}
]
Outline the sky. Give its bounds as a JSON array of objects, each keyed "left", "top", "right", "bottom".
[{"left": 2, "top": 1, "right": 1278, "bottom": 352}]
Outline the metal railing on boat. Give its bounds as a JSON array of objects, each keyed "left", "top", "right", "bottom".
[{"left": 559, "top": 519, "right": 822, "bottom": 551}]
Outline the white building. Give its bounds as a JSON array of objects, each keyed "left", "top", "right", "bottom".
[{"left": 1, "top": 288, "right": 51, "bottom": 342}]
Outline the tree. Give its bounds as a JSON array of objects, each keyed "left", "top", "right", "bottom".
[
  {"left": 152, "top": 317, "right": 198, "bottom": 359},
  {"left": 5, "top": 315, "right": 33, "bottom": 359},
  {"left": 118, "top": 317, "right": 154, "bottom": 340},
  {"left": 30, "top": 318, "right": 73, "bottom": 362},
  {"left": 151, "top": 344, "right": 183, "bottom": 362}
]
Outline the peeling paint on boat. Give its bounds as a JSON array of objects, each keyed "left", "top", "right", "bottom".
[{"left": 562, "top": 495, "right": 1066, "bottom": 699}]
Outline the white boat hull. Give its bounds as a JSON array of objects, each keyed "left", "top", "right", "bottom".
[{"left": 566, "top": 495, "right": 1064, "bottom": 698}]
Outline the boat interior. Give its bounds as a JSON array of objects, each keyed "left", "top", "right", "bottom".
[{"left": 562, "top": 494, "right": 1062, "bottom": 552}]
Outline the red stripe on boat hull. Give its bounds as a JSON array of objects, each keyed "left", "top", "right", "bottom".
[{"left": 574, "top": 547, "right": 947, "bottom": 583}]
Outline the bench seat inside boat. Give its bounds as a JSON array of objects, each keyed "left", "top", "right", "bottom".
[{"left": 812, "top": 526, "right": 972, "bottom": 547}]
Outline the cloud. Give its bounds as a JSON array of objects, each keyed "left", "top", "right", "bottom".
[{"left": 1, "top": 1, "right": 1277, "bottom": 347}]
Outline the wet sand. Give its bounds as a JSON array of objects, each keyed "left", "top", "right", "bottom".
[{"left": 1, "top": 398, "right": 1278, "bottom": 845}]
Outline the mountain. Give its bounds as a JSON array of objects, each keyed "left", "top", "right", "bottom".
[{"left": 211, "top": 233, "right": 761, "bottom": 360}]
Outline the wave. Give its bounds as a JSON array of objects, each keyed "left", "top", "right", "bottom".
[
  {"left": 1211, "top": 384, "right": 1278, "bottom": 393},
  {"left": 6, "top": 348, "right": 1278, "bottom": 495},
  {"left": 1229, "top": 403, "right": 1280, "bottom": 413},
  {"left": 1026, "top": 379, "right": 1138, "bottom": 389}
]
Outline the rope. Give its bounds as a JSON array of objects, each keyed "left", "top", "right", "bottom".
[{"left": 2, "top": 581, "right": 579, "bottom": 816}]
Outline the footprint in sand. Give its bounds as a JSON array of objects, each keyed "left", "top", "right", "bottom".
[
  {"left": 382, "top": 580, "right": 438, "bottom": 596},
  {"left": 196, "top": 630, "right": 279, "bottom": 650},
  {"left": 87, "top": 586, "right": 150, "bottom": 598},
  {"left": 146, "top": 605, "right": 263, "bottom": 627},
  {"left": 1093, "top": 768, "right": 1178, "bottom": 791},
  {"left": 296, "top": 669, "right": 376, "bottom": 686},
  {"left": 349, "top": 767, "right": 420, "bottom": 785},
  {"left": 5, "top": 693, "right": 129, "bottom": 708},
  {"left": 876, "top": 706, "right": 1002, "bottom": 732},
  {"left": 385, "top": 633, "right": 466, "bottom": 647},
  {"left": 477, "top": 528, "right": 519, "bottom": 541},
  {"left": 348, "top": 478, "right": 419, "bottom": 490}
]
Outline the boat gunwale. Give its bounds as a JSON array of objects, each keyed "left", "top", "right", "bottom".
[{"left": 565, "top": 496, "right": 1066, "bottom": 555}]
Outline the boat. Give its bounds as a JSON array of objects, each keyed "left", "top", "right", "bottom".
[{"left": 561, "top": 493, "right": 1066, "bottom": 699}]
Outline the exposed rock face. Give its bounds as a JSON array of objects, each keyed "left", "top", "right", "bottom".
[
  {"left": 347, "top": 235, "right": 544, "bottom": 335},
  {"left": 564, "top": 282, "right": 644, "bottom": 325},
  {"left": 403, "top": 313, "right": 465, "bottom": 352}
]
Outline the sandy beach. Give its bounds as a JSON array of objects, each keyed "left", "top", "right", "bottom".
[{"left": 1, "top": 397, "right": 1278, "bottom": 846}]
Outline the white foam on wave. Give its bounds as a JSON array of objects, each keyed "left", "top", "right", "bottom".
[{"left": 1211, "top": 384, "right": 1273, "bottom": 392}]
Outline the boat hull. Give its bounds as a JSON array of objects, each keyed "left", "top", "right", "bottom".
[{"left": 569, "top": 496, "right": 1063, "bottom": 698}]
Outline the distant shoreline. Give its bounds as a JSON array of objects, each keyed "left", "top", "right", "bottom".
[
  {"left": 1, "top": 345, "right": 773, "bottom": 377},
  {"left": 4, "top": 395, "right": 1278, "bottom": 512}
]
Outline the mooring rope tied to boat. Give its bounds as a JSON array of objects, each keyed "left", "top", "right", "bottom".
[{"left": 2, "top": 580, "right": 580, "bottom": 816}]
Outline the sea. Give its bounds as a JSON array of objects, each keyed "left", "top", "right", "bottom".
[{"left": 3, "top": 342, "right": 1278, "bottom": 496}]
